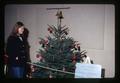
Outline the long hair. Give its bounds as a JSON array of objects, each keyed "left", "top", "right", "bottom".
[{"left": 10, "top": 21, "right": 24, "bottom": 37}]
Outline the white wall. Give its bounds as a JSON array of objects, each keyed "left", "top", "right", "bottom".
[{"left": 5, "top": 4, "right": 115, "bottom": 78}]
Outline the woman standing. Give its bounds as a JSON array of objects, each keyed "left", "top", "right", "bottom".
[{"left": 6, "top": 21, "right": 30, "bottom": 78}]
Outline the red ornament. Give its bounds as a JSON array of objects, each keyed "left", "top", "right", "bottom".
[
  {"left": 72, "top": 60, "right": 76, "bottom": 64},
  {"left": 48, "top": 27, "right": 53, "bottom": 32},
  {"left": 36, "top": 54, "right": 43, "bottom": 62},
  {"left": 49, "top": 30, "right": 52, "bottom": 33},
  {"left": 48, "top": 27, "right": 53, "bottom": 33},
  {"left": 45, "top": 40, "right": 48, "bottom": 44},
  {"left": 39, "top": 55, "right": 43, "bottom": 61},
  {"left": 48, "top": 27, "right": 51, "bottom": 31},
  {"left": 36, "top": 54, "right": 40, "bottom": 58},
  {"left": 72, "top": 55, "right": 76, "bottom": 60},
  {"left": 64, "top": 31, "right": 68, "bottom": 35}
]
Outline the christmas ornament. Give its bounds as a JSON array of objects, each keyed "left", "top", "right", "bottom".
[
  {"left": 36, "top": 54, "right": 40, "bottom": 58},
  {"left": 64, "top": 31, "right": 68, "bottom": 35},
  {"left": 72, "top": 55, "right": 77, "bottom": 61},
  {"left": 45, "top": 40, "right": 48, "bottom": 44},
  {"left": 48, "top": 27, "right": 53, "bottom": 33},
  {"left": 49, "top": 30, "right": 53, "bottom": 33},
  {"left": 72, "top": 60, "right": 76, "bottom": 64}
]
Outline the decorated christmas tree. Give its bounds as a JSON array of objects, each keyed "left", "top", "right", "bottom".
[{"left": 30, "top": 9, "right": 87, "bottom": 78}]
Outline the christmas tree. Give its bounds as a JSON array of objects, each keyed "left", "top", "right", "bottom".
[{"left": 30, "top": 9, "right": 87, "bottom": 78}]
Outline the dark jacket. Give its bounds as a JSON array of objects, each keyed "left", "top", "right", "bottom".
[{"left": 6, "top": 35, "right": 29, "bottom": 67}]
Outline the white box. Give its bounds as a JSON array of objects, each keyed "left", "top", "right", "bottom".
[{"left": 75, "top": 63, "right": 102, "bottom": 78}]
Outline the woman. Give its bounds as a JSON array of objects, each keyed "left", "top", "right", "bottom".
[{"left": 6, "top": 21, "right": 30, "bottom": 78}]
